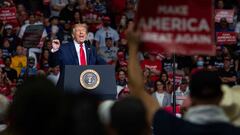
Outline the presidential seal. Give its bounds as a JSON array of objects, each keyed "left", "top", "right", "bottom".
[{"left": 80, "top": 69, "right": 100, "bottom": 90}]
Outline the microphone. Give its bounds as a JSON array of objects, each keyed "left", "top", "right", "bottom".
[{"left": 84, "top": 40, "right": 90, "bottom": 46}]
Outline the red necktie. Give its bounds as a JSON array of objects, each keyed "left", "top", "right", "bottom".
[{"left": 80, "top": 43, "right": 86, "bottom": 65}]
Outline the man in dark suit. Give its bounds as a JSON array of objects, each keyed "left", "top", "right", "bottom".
[{"left": 49, "top": 23, "right": 106, "bottom": 88}]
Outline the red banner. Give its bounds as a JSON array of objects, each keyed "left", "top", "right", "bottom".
[
  {"left": 136, "top": 0, "right": 215, "bottom": 56},
  {"left": 215, "top": 9, "right": 234, "bottom": 23},
  {"left": 216, "top": 32, "right": 237, "bottom": 45},
  {"left": 0, "top": 7, "right": 19, "bottom": 28}
]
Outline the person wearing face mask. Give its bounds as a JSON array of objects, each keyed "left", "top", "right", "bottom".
[
  {"left": 191, "top": 56, "right": 205, "bottom": 75},
  {"left": 196, "top": 60, "right": 204, "bottom": 67},
  {"left": 94, "top": 16, "right": 119, "bottom": 48}
]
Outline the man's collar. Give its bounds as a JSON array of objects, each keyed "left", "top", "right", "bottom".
[
  {"left": 74, "top": 40, "right": 84, "bottom": 46},
  {"left": 184, "top": 105, "right": 229, "bottom": 124}
]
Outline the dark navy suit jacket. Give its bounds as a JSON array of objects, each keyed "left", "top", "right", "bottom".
[
  {"left": 49, "top": 41, "right": 106, "bottom": 89},
  {"left": 153, "top": 110, "right": 240, "bottom": 135}
]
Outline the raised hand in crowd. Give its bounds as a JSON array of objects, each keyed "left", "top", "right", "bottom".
[
  {"left": 127, "top": 25, "right": 160, "bottom": 124},
  {"left": 51, "top": 39, "right": 61, "bottom": 52}
]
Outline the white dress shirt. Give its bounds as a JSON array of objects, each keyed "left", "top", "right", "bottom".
[{"left": 74, "top": 40, "right": 87, "bottom": 65}]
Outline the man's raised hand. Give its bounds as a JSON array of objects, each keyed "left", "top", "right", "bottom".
[{"left": 52, "top": 39, "right": 60, "bottom": 51}]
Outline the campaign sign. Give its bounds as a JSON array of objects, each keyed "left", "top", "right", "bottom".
[
  {"left": 135, "top": 0, "right": 215, "bottom": 55},
  {"left": 0, "top": 7, "right": 19, "bottom": 28},
  {"left": 215, "top": 9, "right": 234, "bottom": 23},
  {"left": 216, "top": 32, "right": 237, "bottom": 45},
  {"left": 22, "top": 25, "right": 45, "bottom": 48}
]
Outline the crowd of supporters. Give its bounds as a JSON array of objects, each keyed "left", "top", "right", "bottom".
[
  {"left": 0, "top": 0, "right": 240, "bottom": 135},
  {"left": 0, "top": 0, "right": 240, "bottom": 117}
]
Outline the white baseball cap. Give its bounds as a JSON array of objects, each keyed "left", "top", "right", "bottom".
[{"left": 4, "top": 24, "right": 13, "bottom": 29}]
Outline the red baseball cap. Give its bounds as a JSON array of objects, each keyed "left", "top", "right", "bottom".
[{"left": 102, "top": 16, "right": 111, "bottom": 21}]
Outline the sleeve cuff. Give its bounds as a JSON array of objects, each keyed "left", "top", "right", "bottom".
[{"left": 51, "top": 48, "right": 59, "bottom": 53}]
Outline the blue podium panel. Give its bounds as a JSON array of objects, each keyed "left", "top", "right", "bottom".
[{"left": 63, "top": 65, "right": 117, "bottom": 99}]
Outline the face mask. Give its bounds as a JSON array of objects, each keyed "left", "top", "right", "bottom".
[
  {"left": 197, "top": 61, "right": 204, "bottom": 67},
  {"left": 51, "top": 26, "right": 59, "bottom": 34}
]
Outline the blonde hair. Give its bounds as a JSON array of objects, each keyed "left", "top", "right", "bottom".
[{"left": 72, "top": 23, "right": 88, "bottom": 34}]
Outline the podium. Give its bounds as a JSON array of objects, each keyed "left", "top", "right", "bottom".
[{"left": 63, "top": 65, "right": 117, "bottom": 99}]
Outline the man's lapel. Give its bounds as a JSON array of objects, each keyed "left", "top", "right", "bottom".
[
  {"left": 85, "top": 43, "right": 91, "bottom": 65},
  {"left": 70, "top": 42, "right": 79, "bottom": 65}
]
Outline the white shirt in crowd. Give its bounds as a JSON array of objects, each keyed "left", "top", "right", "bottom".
[
  {"left": 174, "top": 86, "right": 190, "bottom": 106},
  {"left": 47, "top": 73, "right": 60, "bottom": 86},
  {"left": 156, "top": 92, "right": 164, "bottom": 107}
]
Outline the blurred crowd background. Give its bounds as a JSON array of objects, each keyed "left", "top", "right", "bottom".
[
  {"left": 0, "top": 0, "right": 240, "bottom": 135},
  {"left": 0, "top": 0, "right": 240, "bottom": 120}
]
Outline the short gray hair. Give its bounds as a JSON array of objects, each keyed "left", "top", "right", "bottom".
[{"left": 72, "top": 23, "right": 88, "bottom": 34}]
